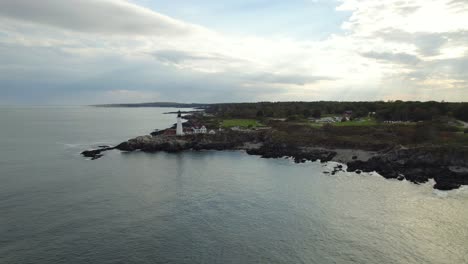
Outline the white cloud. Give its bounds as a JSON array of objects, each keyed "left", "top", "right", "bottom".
[
  {"left": 0, "top": 0, "right": 201, "bottom": 36},
  {"left": 0, "top": 0, "right": 467, "bottom": 103}
]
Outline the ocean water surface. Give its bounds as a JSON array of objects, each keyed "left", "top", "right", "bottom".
[{"left": 0, "top": 106, "right": 467, "bottom": 264}]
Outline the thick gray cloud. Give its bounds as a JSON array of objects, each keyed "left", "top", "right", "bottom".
[
  {"left": 1, "top": 0, "right": 467, "bottom": 104},
  {"left": 376, "top": 29, "right": 444, "bottom": 56},
  {"left": 0, "top": 0, "right": 193, "bottom": 36},
  {"left": 375, "top": 28, "right": 468, "bottom": 56},
  {"left": 426, "top": 55, "right": 468, "bottom": 80},
  {"left": 361, "top": 51, "right": 421, "bottom": 65},
  {"left": 245, "top": 73, "right": 336, "bottom": 86},
  {"left": 371, "top": 51, "right": 468, "bottom": 99},
  {"left": 0, "top": 43, "right": 291, "bottom": 104},
  {"left": 151, "top": 50, "right": 336, "bottom": 85},
  {"left": 151, "top": 50, "right": 237, "bottom": 64}
]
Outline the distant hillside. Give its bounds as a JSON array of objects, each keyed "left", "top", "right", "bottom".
[{"left": 94, "top": 102, "right": 211, "bottom": 108}]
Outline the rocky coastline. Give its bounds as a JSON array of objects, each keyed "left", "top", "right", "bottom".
[
  {"left": 81, "top": 128, "right": 468, "bottom": 191},
  {"left": 346, "top": 147, "right": 468, "bottom": 190}
]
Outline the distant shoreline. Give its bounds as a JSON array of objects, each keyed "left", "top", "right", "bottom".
[{"left": 92, "top": 102, "right": 210, "bottom": 108}]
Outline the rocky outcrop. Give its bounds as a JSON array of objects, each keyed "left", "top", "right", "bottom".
[
  {"left": 116, "top": 135, "right": 194, "bottom": 152},
  {"left": 246, "top": 144, "right": 337, "bottom": 163},
  {"left": 114, "top": 132, "right": 261, "bottom": 153},
  {"left": 81, "top": 129, "right": 468, "bottom": 191},
  {"left": 346, "top": 147, "right": 468, "bottom": 190},
  {"left": 81, "top": 146, "right": 115, "bottom": 160}
]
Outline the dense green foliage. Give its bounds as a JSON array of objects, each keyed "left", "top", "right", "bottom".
[
  {"left": 207, "top": 101, "right": 468, "bottom": 122},
  {"left": 264, "top": 120, "right": 468, "bottom": 149},
  {"left": 221, "top": 119, "right": 261, "bottom": 128}
]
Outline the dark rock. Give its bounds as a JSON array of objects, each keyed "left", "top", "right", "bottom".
[
  {"left": 98, "top": 145, "right": 111, "bottom": 148},
  {"left": 433, "top": 170, "right": 468, "bottom": 191},
  {"left": 346, "top": 147, "right": 468, "bottom": 189},
  {"left": 81, "top": 147, "right": 114, "bottom": 160},
  {"left": 248, "top": 144, "right": 337, "bottom": 164},
  {"left": 434, "top": 182, "right": 461, "bottom": 191}
]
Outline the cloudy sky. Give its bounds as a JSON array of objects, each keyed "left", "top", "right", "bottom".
[{"left": 0, "top": 0, "right": 467, "bottom": 104}]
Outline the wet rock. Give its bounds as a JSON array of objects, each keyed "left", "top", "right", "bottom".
[
  {"left": 81, "top": 146, "right": 114, "bottom": 160},
  {"left": 247, "top": 144, "right": 336, "bottom": 164},
  {"left": 347, "top": 147, "right": 468, "bottom": 190},
  {"left": 433, "top": 182, "right": 461, "bottom": 191}
]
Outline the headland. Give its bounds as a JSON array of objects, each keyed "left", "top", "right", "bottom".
[{"left": 83, "top": 101, "right": 468, "bottom": 191}]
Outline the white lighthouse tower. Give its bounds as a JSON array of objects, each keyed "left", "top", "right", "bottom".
[{"left": 176, "top": 110, "right": 184, "bottom": 136}]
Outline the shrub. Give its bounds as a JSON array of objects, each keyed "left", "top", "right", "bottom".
[{"left": 286, "top": 115, "right": 301, "bottom": 122}]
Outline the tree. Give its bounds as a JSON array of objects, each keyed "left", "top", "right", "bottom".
[
  {"left": 302, "top": 109, "right": 311, "bottom": 118},
  {"left": 312, "top": 109, "right": 321, "bottom": 119},
  {"left": 256, "top": 110, "right": 264, "bottom": 118},
  {"left": 286, "top": 115, "right": 301, "bottom": 122},
  {"left": 411, "top": 107, "right": 432, "bottom": 121},
  {"left": 455, "top": 104, "right": 468, "bottom": 122}
]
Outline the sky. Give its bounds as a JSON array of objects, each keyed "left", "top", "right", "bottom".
[{"left": 0, "top": 0, "right": 467, "bottom": 104}]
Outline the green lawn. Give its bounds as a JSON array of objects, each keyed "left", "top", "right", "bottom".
[
  {"left": 221, "top": 119, "right": 261, "bottom": 128},
  {"left": 308, "top": 122, "right": 323, "bottom": 128},
  {"left": 307, "top": 118, "right": 378, "bottom": 127},
  {"left": 332, "top": 119, "right": 378, "bottom": 127}
]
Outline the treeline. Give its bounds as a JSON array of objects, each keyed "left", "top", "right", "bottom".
[{"left": 206, "top": 101, "right": 468, "bottom": 122}]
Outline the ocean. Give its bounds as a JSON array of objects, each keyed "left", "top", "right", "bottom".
[{"left": 0, "top": 106, "right": 467, "bottom": 264}]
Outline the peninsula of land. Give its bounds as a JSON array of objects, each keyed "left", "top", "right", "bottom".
[{"left": 83, "top": 101, "right": 468, "bottom": 191}]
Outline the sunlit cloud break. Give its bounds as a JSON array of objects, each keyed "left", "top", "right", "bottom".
[{"left": 0, "top": 0, "right": 467, "bottom": 104}]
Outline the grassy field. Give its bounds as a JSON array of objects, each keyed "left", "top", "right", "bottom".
[
  {"left": 332, "top": 118, "right": 378, "bottom": 127},
  {"left": 307, "top": 118, "right": 378, "bottom": 127},
  {"left": 221, "top": 119, "right": 261, "bottom": 128}
]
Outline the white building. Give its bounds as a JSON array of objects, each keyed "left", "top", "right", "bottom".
[
  {"left": 175, "top": 111, "right": 208, "bottom": 135},
  {"left": 176, "top": 110, "right": 184, "bottom": 136},
  {"left": 192, "top": 126, "right": 207, "bottom": 134},
  {"left": 316, "top": 117, "right": 336, "bottom": 123}
]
